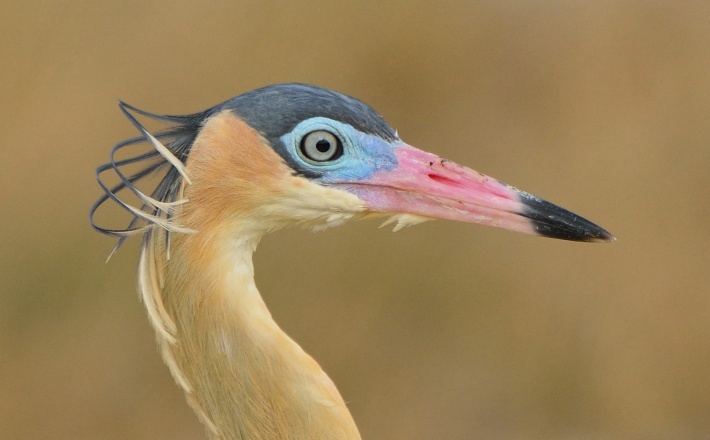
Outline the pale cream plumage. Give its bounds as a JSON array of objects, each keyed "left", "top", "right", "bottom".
[{"left": 142, "top": 111, "right": 364, "bottom": 439}]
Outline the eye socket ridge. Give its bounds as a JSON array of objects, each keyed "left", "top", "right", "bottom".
[{"left": 299, "top": 129, "right": 344, "bottom": 163}]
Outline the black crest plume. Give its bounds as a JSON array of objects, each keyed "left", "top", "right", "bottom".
[{"left": 89, "top": 102, "right": 203, "bottom": 258}]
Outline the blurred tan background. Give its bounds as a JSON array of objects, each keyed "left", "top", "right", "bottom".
[{"left": 2, "top": 1, "right": 709, "bottom": 439}]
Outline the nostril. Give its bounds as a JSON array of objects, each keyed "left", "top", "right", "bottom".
[{"left": 427, "top": 173, "right": 459, "bottom": 186}]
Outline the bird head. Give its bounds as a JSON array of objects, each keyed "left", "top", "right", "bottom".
[{"left": 91, "top": 83, "right": 613, "bottom": 250}]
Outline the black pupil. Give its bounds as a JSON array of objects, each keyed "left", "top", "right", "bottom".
[{"left": 315, "top": 139, "right": 331, "bottom": 153}]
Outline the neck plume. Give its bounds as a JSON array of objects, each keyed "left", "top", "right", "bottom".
[{"left": 140, "top": 224, "right": 360, "bottom": 440}]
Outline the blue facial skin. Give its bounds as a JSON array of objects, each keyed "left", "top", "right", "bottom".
[{"left": 278, "top": 117, "right": 399, "bottom": 184}]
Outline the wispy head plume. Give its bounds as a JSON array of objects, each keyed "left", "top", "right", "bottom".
[{"left": 89, "top": 102, "right": 204, "bottom": 260}]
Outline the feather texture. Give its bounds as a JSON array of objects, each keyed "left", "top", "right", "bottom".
[{"left": 93, "top": 107, "right": 365, "bottom": 439}]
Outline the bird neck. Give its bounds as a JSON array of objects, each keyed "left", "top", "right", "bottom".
[{"left": 149, "top": 224, "right": 361, "bottom": 440}]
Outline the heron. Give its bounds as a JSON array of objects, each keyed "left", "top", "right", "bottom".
[{"left": 90, "top": 83, "right": 613, "bottom": 440}]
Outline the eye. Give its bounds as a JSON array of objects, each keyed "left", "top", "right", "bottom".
[{"left": 299, "top": 130, "right": 343, "bottom": 162}]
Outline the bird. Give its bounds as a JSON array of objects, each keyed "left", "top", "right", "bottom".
[{"left": 90, "top": 83, "right": 613, "bottom": 440}]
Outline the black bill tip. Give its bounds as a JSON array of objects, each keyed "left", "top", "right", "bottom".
[{"left": 518, "top": 192, "right": 615, "bottom": 243}]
